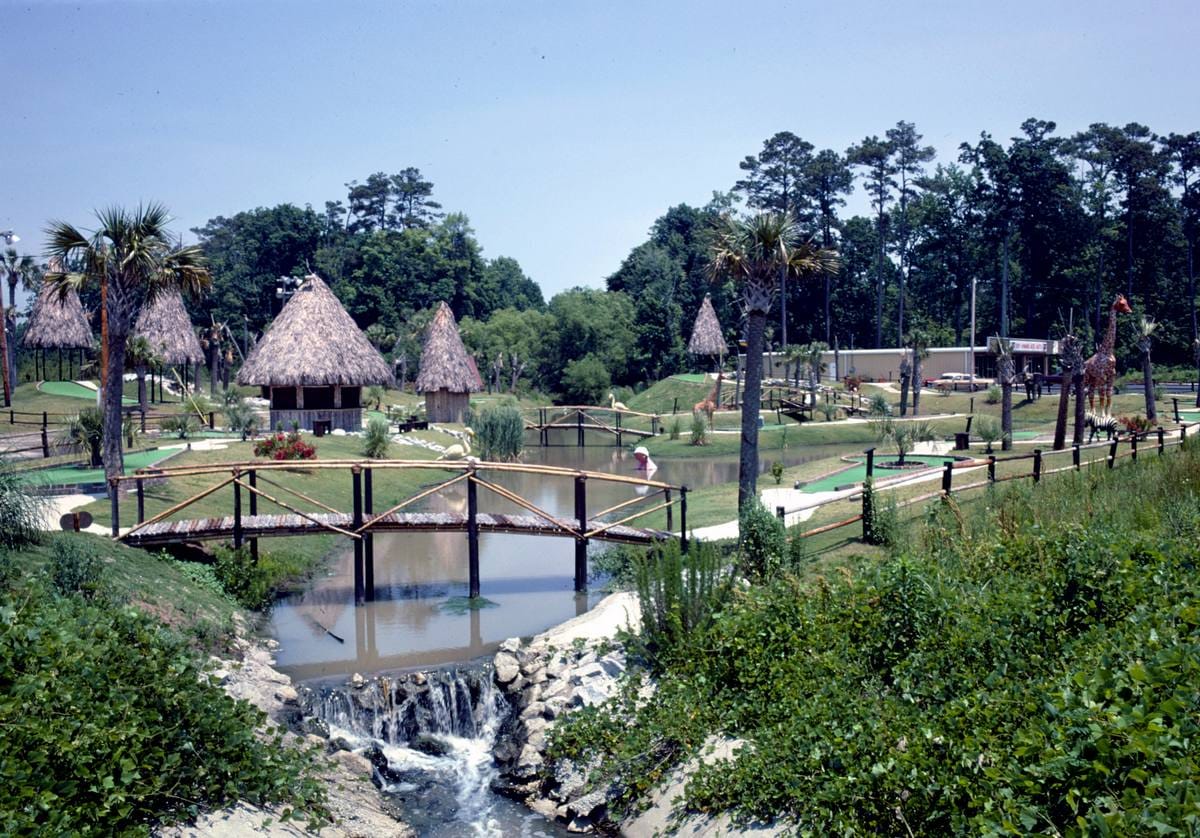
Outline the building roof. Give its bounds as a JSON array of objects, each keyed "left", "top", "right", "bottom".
[
  {"left": 22, "top": 280, "right": 94, "bottom": 350},
  {"left": 415, "top": 301, "right": 482, "bottom": 394},
  {"left": 236, "top": 274, "right": 394, "bottom": 388},
  {"left": 687, "top": 294, "right": 728, "bottom": 356},
  {"left": 133, "top": 289, "right": 205, "bottom": 365}
]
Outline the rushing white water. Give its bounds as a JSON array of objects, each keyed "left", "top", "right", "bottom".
[{"left": 306, "top": 670, "right": 568, "bottom": 837}]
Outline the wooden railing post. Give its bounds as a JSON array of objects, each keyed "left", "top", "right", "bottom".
[
  {"left": 652, "top": 415, "right": 660, "bottom": 436},
  {"left": 988, "top": 455, "right": 996, "bottom": 483},
  {"left": 1173, "top": 398, "right": 1181, "bottom": 423},
  {"left": 232, "top": 470, "right": 243, "bottom": 549},
  {"left": 1158, "top": 426, "right": 1165, "bottom": 455},
  {"left": 1108, "top": 439, "right": 1118, "bottom": 468},
  {"left": 1073, "top": 444, "right": 1081, "bottom": 471},
  {"left": 467, "top": 470, "right": 480, "bottom": 599},
  {"left": 1131, "top": 434, "right": 1138, "bottom": 463},
  {"left": 364, "top": 467, "right": 375, "bottom": 602},
  {"left": 1032, "top": 449, "right": 1042, "bottom": 484},
  {"left": 136, "top": 477, "right": 145, "bottom": 524},
  {"left": 615, "top": 410, "right": 622, "bottom": 448},
  {"left": 942, "top": 461, "right": 953, "bottom": 495},
  {"left": 865, "top": 447, "right": 875, "bottom": 478},
  {"left": 665, "top": 488, "right": 673, "bottom": 533},
  {"left": 539, "top": 407, "right": 547, "bottom": 446},
  {"left": 208, "top": 411, "right": 215, "bottom": 430},
  {"left": 776, "top": 505, "right": 786, "bottom": 522},
  {"left": 109, "top": 478, "right": 120, "bottom": 537},
  {"left": 248, "top": 469, "right": 258, "bottom": 564},
  {"left": 352, "top": 466, "right": 364, "bottom": 606},
  {"left": 679, "top": 485, "right": 689, "bottom": 553},
  {"left": 574, "top": 475, "right": 588, "bottom": 592},
  {"left": 140, "top": 409, "right": 147, "bottom": 433},
  {"left": 577, "top": 410, "right": 584, "bottom": 448},
  {"left": 41, "top": 426, "right": 49, "bottom": 458}
]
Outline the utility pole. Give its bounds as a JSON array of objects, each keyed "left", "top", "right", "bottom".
[{"left": 969, "top": 276, "right": 977, "bottom": 391}]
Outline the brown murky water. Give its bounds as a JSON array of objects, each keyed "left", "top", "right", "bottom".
[{"left": 270, "top": 434, "right": 842, "bottom": 682}]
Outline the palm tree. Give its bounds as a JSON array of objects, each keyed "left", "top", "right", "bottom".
[
  {"left": 800, "top": 341, "right": 829, "bottom": 402},
  {"left": 1137, "top": 316, "right": 1157, "bottom": 423},
  {"left": 1, "top": 249, "right": 39, "bottom": 390},
  {"left": 125, "top": 335, "right": 159, "bottom": 418},
  {"left": 709, "top": 212, "right": 838, "bottom": 512},
  {"left": 907, "top": 329, "right": 930, "bottom": 416},
  {"left": 45, "top": 205, "right": 210, "bottom": 483},
  {"left": 996, "top": 336, "right": 1015, "bottom": 451}
]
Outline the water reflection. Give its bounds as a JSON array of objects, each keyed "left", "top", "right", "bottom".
[{"left": 271, "top": 439, "right": 845, "bottom": 682}]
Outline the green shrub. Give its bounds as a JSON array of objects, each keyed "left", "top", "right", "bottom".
[
  {"left": 974, "top": 414, "right": 1002, "bottom": 452},
  {"left": 224, "top": 397, "right": 260, "bottom": 441},
  {"left": 0, "top": 463, "right": 43, "bottom": 550},
  {"left": 769, "top": 461, "right": 784, "bottom": 485},
  {"left": 868, "top": 392, "right": 891, "bottom": 416},
  {"left": 818, "top": 402, "right": 839, "bottom": 421},
  {"left": 174, "top": 560, "right": 230, "bottom": 600},
  {"left": 738, "top": 497, "right": 786, "bottom": 579},
  {"left": 689, "top": 412, "right": 708, "bottom": 446},
  {"left": 0, "top": 589, "right": 329, "bottom": 834},
  {"left": 985, "top": 384, "right": 1002, "bottom": 404},
  {"left": 60, "top": 406, "right": 104, "bottom": 466},
  {"left": 212, "top": 545, "right": 272, "bottom": 610},
  {"left": 475, "top": 403, "right": 525, "bottom": 461},
  {"left": 361, "top": 417, "right": 392, "bottom": 459},
  {"left": 632, "top": 539, "right": 728, "bottom": 663},
  {"left": 160, "top": 411, "right": 197, "bottom": 439},
  {"left": 50, "top": 538, "right": 106, "bottom": 600},
  {"left": 668, "top": 416, "right": 681, "bottom": 440},
  {"left": 561, "top": 354, "right": 611, "bottom": 405}
]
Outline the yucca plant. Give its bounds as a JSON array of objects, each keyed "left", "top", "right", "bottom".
[
  {"left": 362, "top": 417, "right": 392, "bottom": 459},
  {"left": 60, "top": 407, "right": 104, "bottom": 467}
]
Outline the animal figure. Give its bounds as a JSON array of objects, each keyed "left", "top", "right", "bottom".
[
  {"left": 438, "top": 428, "right": 476, "bottom": 460},
  {"left": 608, "top": 392, "right": 628, "bottom": 411},
  {"left": 1083, "top": 294, "right": 1133, "bottom": 414},
  {"left": 692, "top": 371, "right": 724, "bottom": 428},
  {"left": 1085, "top": 411, "right": 1118, "bottom": 443}
]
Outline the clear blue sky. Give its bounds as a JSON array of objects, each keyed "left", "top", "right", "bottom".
[{"left": 4, "top": 0, "right": 1197, "bottom": 307}]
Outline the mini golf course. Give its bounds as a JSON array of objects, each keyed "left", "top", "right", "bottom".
[
  {"left": 39, "top": 380, "right": 137, "bottom": 405},
  {"left": 27, "top": 448, "right": 177, "bottom": 487},
  {"left": 800, "top": 454, "right": 963, "bottom": 493}
]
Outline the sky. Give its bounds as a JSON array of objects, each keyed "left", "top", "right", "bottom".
[{"left": 3, "top": 0, "right": 1198, "bottom": 310}]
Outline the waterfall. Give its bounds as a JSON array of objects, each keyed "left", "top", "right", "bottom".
[{"left": 303, "top": 668, "right": 564, "bottom": 837}]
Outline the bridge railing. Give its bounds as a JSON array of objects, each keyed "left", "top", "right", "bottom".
[{"left": 109, "top": 459, "right": 686, "bottom": 605}]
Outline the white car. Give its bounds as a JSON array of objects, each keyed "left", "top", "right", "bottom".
[{"left": 924, "top": 372, "right": 993, "bottom": 392}]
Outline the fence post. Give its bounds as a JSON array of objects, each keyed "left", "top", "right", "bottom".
[
  {"left": 233, "top": 470, "right": 243, "bottom": 549},
  {"left": 352, "top": 466, "right": 364, "bottom": 606},
  {"left": 577, "top": 410, "right": 584, "bottom": 448},
  {"left": 539, "top": 407, "right": 547, "bottom": 446},
  {"left": 8, "top": 409, "right": 12, "bottom": 424},
  {"left": 1158, "top": 426, "right": 1165, "bottom": 455},
  {"left": 208, "top": 411, "right": 215, "bottom": 430},
  {"left": 861, "top": 477, "right": 874, "bottom": 544},
  {"left": 140, "top": 409, "right": 146, "bottom": 433},
  {"left": 679, "top": 485, "right": 689, "bottom": 553},
  {"left": 364, "top": 467, "right": 374, "bottom": 602},
  {"left": 988, "top": 455, "right": 996, "bottom": 483},
  {"left": 1183, "top": 425, "right": 1189, "bottom": 443},
  {"left": 1108, "top": 439, "right": 1118, "bottom": 468},
  {"left": 1174, "top": 398, "right": 1181, "bottom": 423},
  {"left": 1073, "top": 444, "right": 1081, "bottom": 471},
  {"left": 652, "top": 415, "right": 660, "bottom": 436},
  {"left": 136, "top": 477, "right": 145, "bottom": 524},
  {"left": 574, "top": 475, "right": 588, "bottom": 592},
  {"left": 248, "top": 469, "right": 258, "bottom": 564},
  {"left": 776, "top": 505, "right": 786, "bottom": 522},
  {"left": 1131, "top": 435, "right": 1138, "bottom": 463},
  {"left": 467, "top": 470, "right": 480, "bottom": 599},
  {"left": 865, "top": 447, "right": 875, "bottom": 478},
  {"left": 41, "top": 426, "right": 49, "bottom": 458},
  {"left": 665, "top": 488, "right": 673, "bottom": 533},
  {"left": 109, "top": 478, "right": 120, "bottom": 537},
  {"left": 615, "top": 410, "right": 622, "bottom": 448},
  {"left": 942, "top": 461, "right": 953, "bottom": 496},
  {"left": 672, "top": 396, "right": 678, "bottom": 415},
  {"left": 1032, "top": 449, "right": 1042, "bottom": 484}
]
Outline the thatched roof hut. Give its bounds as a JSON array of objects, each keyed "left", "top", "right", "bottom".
[
  {"left": 416, "top": 302, "right": 481, "bottom": 423},
  {"left": 133, "top": 289, "right": 205, "bottom": 365},
  {"left": 237, "top": 274, "right": 392, "bottom": 432},
  {"left": 687, "top": 294, "right": 728, "bottom": 358},
  {"left": 23, "top": 281, "right": 94, "bottom": 351}
]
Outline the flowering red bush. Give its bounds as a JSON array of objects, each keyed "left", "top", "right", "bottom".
[
  {"left": 1118, "top": 414, "right": 1154, "bottom": 434},
  {"left": 253, "top": 429, "right": 317, "bottom": 460}
]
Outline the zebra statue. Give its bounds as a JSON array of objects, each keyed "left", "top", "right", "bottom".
[{"left": 1085, "top": 411, "right": 1119, "bottom": 443}]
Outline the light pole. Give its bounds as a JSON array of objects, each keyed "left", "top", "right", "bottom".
[
  {"left": 0, "top": 232, "right": 18, "bottom": 407},
  {"left": 969, "top": 276, "right": 977, "bottom": 392}
]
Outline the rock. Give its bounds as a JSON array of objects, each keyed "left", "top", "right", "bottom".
[
  {"left": 514, "top": 743, "right": 544, "bottom": 776},
  {"left": 208, "top": 668, "right": 231, "bottom": 684},
  {"left": 301, "top": 716, "right": 330, "bottom": 739},
  {"left": 274, "top": 684, "right": 299, "bottom": 705},
  {"left": 411, "top": 671, "right": 427, "bottom": 686},
  {"left": 508, "top": 674, "right": 527, "bottom": 694},
  {"left": 493, "top": 652, "right": 520, "bottom": 685},
  {"left": 498, "top": 637, "right": 521, "bottom": 654},
  {"left": 493, "top": 736, "right": 521, "bottom": 764},
  {"left": 334, "top": 749, "right": 373, "bottom": 776},
  {"left": 567, "top": 815, "right": 597, "bottom": 833},
  {"left": 545, "top": 657, "right": 567, "bottom": 680},
  {"left": 544, "top": 696, "right": 570, "bottom": 720},
  {"left": 541, "top": 678, "right": 570, "bottom": 701},
  {"left": 519, "top": 701, "right": 546, "bottom": 721},
  {"left": 526, "top": 666, "right": 549, "bottom": 686},
  {"left": 523, "top": 717, "right": 549, "bottom": 751},
  {"left": 330, "top": 736, "right": 355, "bottom": 752},
  {"left": 552, "top": 759, "right": 588, "bottom": 802},
  {"left": 526, "top": 796, "right": 561, "bottom": 819},
  {"left": 410, "top": 734, "right": 450, "bottom": 757},
  {"left": 598, "top": 654, "right": 626, "bottom": 678},
  {"left": 351, "top": 672, "right": 366, "bottom": 689},
  {"left": 568, "top": 788, "right": 609, "bottom": 819}
]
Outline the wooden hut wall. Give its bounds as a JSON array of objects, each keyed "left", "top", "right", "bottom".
[{"left": 425, "top": 389, "right": 469, "bottom": 423}]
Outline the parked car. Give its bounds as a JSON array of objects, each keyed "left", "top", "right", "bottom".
[{"left": 922, "top": 372, "right": 994, "bottom": 392}]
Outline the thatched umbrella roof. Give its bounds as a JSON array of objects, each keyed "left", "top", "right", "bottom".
[
  {"left": 22, "top": 280, "right": 94, "bottom": 350},
  {"left": 237, "top": 274, "right": 393, "bottom": 387},
  {"left": 687, "top": 294, "right": 728, "bottom": 357},
  {"left": 416, "top": 302, "right": 482, "bottom": 393},
  {"left": 133, "top": 289, "right": 205, "bottom": 365}
]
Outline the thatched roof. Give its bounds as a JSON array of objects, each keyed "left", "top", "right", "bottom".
[
  {"left": 237, "top": 274, "right": 393, "bottom": 388},
  {"left": 23, "top": 281, "right": 94, "bottom": 350},
  {"left": 687, "top": 294, "right": 728, "bottom": 356},
  {"left": 133, "top": 289, "right": 205, "bottom": 365},
  {"left": 415, "top": 302, "right": 482, "bottom": 394}
]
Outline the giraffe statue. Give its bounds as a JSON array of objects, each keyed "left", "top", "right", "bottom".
[
  {"left": 1083, "top": 294, "right": 1133, "bottom": 414},
  {"left": 693, "top": 370, "right": 724, "bottom": 428}
]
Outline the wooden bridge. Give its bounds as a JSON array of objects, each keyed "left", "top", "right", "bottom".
[
  {"left": 109, "top": 460, "right": 687, "bottom": 605},
  {"left": 524, "top": 405, "right": 661, "bottom": 446}
]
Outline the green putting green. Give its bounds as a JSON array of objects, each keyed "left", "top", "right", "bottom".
[
  {"left": 28, "top": 448, "right": 178, "bottom": 487},
  {"left": 39, "top": 380, "right": 136, "bottom": 405},
  {"left": 801, "top": 455, "right": 961, "bottom": 494},
  {"left": 1012, "top": 430, "right": 1041, "bottom": 440},
  {"left": 671, "top": 374, "right": 709, "bottom": 383}
]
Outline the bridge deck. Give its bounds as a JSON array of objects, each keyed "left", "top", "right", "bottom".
[
  {"left": 121, "top": 511, "right": 669, "bottom": 547},
  {"left": 523, "top": 421, "right": 654, "bottom": 438}
]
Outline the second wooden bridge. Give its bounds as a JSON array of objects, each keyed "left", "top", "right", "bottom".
[
  {"left": 525, "top": 405, "right": 660, "bottom": 446},
  {"left": 109, "top": 460, "right": 688, "bottom": 605}
]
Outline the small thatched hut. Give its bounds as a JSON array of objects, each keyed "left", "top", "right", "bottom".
[
  {"left": 237, "top": 274, "right": 393, "bottom": 432},
  {"left": 687, "top": 294, "right": 728, "bottom": 367},
  {"left": 416, "top": 302, "right": 481, "bottom": 423},
  {"left": 23, "top": 278, "right": 94, "bottom": 380},
  {"left": 133, "top": 289, "right": 207, "bottom": 399}
]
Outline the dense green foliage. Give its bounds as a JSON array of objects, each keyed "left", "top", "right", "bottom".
[
  {"left": 560, "top": 354, "right": 612, "bottom": 405},
  {"left": 0, "top": 462, "right": 42, "bottom": 549},
  {"left": 474, "top": 403, "right": 524, "bottom": 461},
  {"left": 737, "top": 498, "right": 787, "bottom": 579},
  {"left": 361, "top": 417, "right": 392, "bottom": 459},
  {"left": 552, "top": 440, "right": 1200, "bottom": 834},
  {"left": 0, "top": 537, "right": 328, "bottom": 835},
  {"left": 632, "top": 540, "right": 730, "bottom": 663}
]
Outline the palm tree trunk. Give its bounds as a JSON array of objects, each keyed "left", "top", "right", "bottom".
[
  {"left": 7, "top": 279, "right": 17, "bottom": 389},
  {"left": 1053, "top": 373, "right": 1071, "bottom": 450},
  {"left": 738, "top": 310, "right": 767, "bottom": 513},
  {"left": 103, "top": 322, "right": 130, "bottom": 484},
  {"left": 137, "top": 365, "right": 148, "bottom": 415},
  {"left": 911, "top": 352, "right": 922, "bottom": 417},
  {"left": 1142, "top": 346, "right": 1156, "bottom": 422},
  {"left": 0, "top": 311, "right": 9, "bottom": 408}
]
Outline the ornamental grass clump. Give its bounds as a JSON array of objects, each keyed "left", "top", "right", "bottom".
[
  {"left": 475, "top": 403, "right": 525, "bottom": 461},
  {"left": 0, "top": 461, "right": 43, "bottom": 549},
  {"left": 361, "top": 417, "right": 392, "bottom": 459},
  {"left": 253, "top": 428, "right": 316, "bottom": 461}
]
